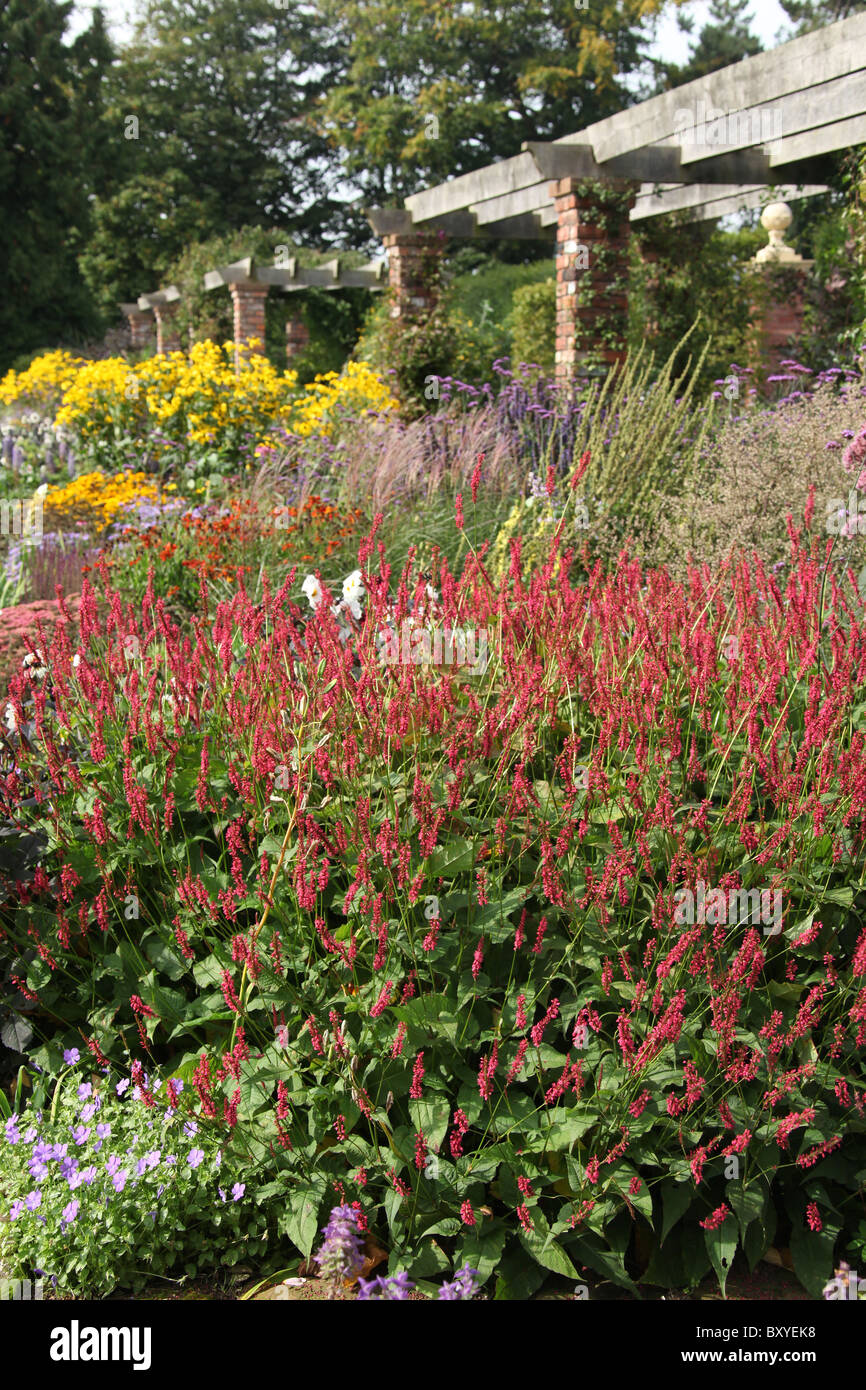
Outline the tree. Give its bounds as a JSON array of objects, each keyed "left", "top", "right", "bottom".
[
  {"left": 776, "top": 0, "right": 866, "bottom": 33},
  {"left": 315, "top": 0, "right": 687, "bottom": 205},
  {"left": 652, "top": 0, "right": 763, "bottom": 92},
  {"left": 0, "top": 0, "right": 115, "bottom": 369}
]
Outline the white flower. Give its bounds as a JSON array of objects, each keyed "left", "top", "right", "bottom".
[
  {"left": 72, "top": 653, "right": 81, "bottom": 669},
  {"left": 3, "top": 703, "right": 17, "bottom": 733},
  {"left": 22, "top": 651, "right": 47, "bottom": 680},
  {"left": 301, "top": 574, "right": 323, "bottom": 610},
  {"left": 34, "top": 483, "right": 48, "bottom": 498},
  {"left": 342, "top": 569, "right": 365, "bottom": 620},
  {"left": 426, "top": 583, "right": 438, "bottom": 602}
]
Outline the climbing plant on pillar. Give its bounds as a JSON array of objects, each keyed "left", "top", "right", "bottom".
[
  {"left": 370, "top": 231, "right": 454, "bottom": 413},
  {"left": 569, "top": 180, "right": 636, "bottom": 370}
]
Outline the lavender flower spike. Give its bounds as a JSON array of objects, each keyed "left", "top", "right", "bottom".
[
  {"left": 437, "top": 1264, "right": 481, "bottom": 1300},
  {"left": 313, "top": 1204, "right": 366, "bottom": 1290}
]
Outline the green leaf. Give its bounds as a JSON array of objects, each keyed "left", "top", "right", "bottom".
[
  {"left": 280, "top": 1182, "right": 325, "bottom": 1259},
  {"left": 704, "top": 1217, "right": 738, "bottom": 1297},
  {"left": 660, "top": 1178, "right": 693, "bottom": 1245},
  {"left": 456, "top": 1225, "right": 507, "bottom": 1285},
  {"left": 518, "top": 1224, "right": 578, "bottom": 1280},
  {"left": 728, "top": 1181, "right": 766, "bottom": 1238},
  {"left": 789, "top": 1221, "right": 838, "bottom": 1298}
]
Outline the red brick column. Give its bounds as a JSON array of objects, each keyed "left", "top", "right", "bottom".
[
  {"left": 749, "top": 265, "right": 810, "bottom": 384},
  {"left": 285, "top": 315, "right": 310, "bottom": 362},
  {"left": 382, "top": 231, "right": 442, "bottom": 320},
  {"left": 153, "top": 303, "right": 181, "bottom": 355},
  {"left": 119, "top": 304, "right": 155, "bottom": 350},
  {"left": 230, "top": 280, "right": 269, "bottom": 365},
  {"left": 551, "top": 177, "right": 637, "bottom": 381}
]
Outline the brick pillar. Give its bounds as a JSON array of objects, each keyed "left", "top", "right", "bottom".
[
  {"left": 119, "top": 304, "right": 154, "bottom": 350},
  {"left": 551, "top": 177, "right": 637, "bottom": 381},
  {"left": 229, "top": 280, "right": 269, "bottom": 365},
  {"left": 382, "top": 231, "right": 442, "bottom": 320},
  {"left": 285, "top": 315, "right": 310, "bottom": 362},
  {"left": 749, "top": 264, "right": 811, "bottom": 385},
  {"left": 153, "top": 303, "right": 181, "bottom": 355}
]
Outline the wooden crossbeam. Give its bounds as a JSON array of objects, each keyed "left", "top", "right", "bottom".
[
  {"left": 630, "top": 181, "right": 829, "bottom": 222},
  {"left": 584, "top": 11, "right": 866, "bottom": 163}
]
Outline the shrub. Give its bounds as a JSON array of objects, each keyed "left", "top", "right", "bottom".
[
  {"left": 1, "top": 502, "right": 866, "bottom": 1298},
  {"left": 507, "top": 279, "right": 556, "bottom": 375}
]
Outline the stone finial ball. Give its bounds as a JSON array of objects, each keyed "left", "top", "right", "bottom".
[{"left": 760, "top": 202, "right": 793, "bottom": 233}]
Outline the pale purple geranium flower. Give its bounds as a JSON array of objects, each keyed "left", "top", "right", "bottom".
[
  {"left": 96, "top": 1123, "right": 111, "bottom": 1140},
  {"left": 105, "top": 1155, "right": 122, "bottom": 1177},
  {"left": 77, "top": 1083, "right": 92, "bottom": 1100},
  {"left": 116, "top": 1078, "right": 130, "bottom": 1096},
  {"left": 187, "top": 1148, "right": 205, "bottom": 1169},
  {"left": 25, "top": 1190, "right": 42, "bottom": 1211},
  {"left": 112, "top": 1169, "right": 128, "bottom": 1193},
  {"left": 71, "top": 1125, "right": 90, "bottom": 1146},
  {"left": 10, "top": 1200, "right": 25, "bottom": 1219},
  {"left": 183, "top": 1121, "right": 198, "bottom": 1138},
  {"left": 232, "top": 1183, "right": 245, "bottom": 1202},
  {"left": 23, "top": 1126, "right": 38, "bottom": 1143},
  {"left": 62, "top": 1199, "right": 80, "bottom": 1224},
  {"left": 80, "top": 1103, "right": 97, "bottom": 1123},
  {"left": 63, "top": 1048, "right": 80, "bottom": 1065}
]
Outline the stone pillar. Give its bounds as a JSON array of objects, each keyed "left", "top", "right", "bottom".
[
  {"left": 551, "top": 177, "right": 637, "bottom": 381},
  {"left": 748, "top": 202, "right": 813, "bottom": 385},
  {"left": 153, "top": 303, "right": 181, "bottom": 355},
  {"left": 229, "top": 280, "right": 269, "bottom": 365},
  {"left": 382, "top": 231, "right": 442, "bottom": 320},
  {"left": 119, "top": 303, "right": 155, "bottom": 351},
  {"left": 285, "top": 315, "right": 310, "bottom": 362}
]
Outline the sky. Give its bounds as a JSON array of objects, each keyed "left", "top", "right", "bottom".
[{"left": 68, "top": 0, "right": 795, "bottom": 58}]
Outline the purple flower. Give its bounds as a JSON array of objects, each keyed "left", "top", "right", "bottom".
[
  {"left": 136, "top": 1157, "right": 149, "bottom": 1177},
  {"left": 112, "top": 1169, "right": 128, "bottom": 1193},
  {"left": 96, "top": 1123, "right": 111, "bottom": 1140},
  {"left": 183, "top": 1121, "right": 198, "bottom": 1138},
  {"left": 62, "top": 1199, "right": 80, "bottom": 1224},
  {"left": 145, "top": 1150, "right": 160, "bottom": 1169},
  {"left": 231, "top": 1183, "right": 245, "bottom": 1202},
  {"left": 9, "top": 1200, "right": 25, "bottom": 1220},
  {"left": 437, "top": 1265, "right": 480, "bottom": 1300},
  {"left": 78, "top": 1165, "right": 97, "bottom": 1186},
  {"left": 77, "top": 1083, "right": 92, "bottom": 1100},
  {"left": 116, "top": 1078, "right": 130, "bottom": 1096},
  {"left": 4, "top": 1116, "right": 20, "bottom": 1145},
  {"left": 28, "top": 1160, "right": 49, "bottom": 1181},
  {"left": 79, "top": 1103, "right": 97, "bottom": 1123},
  {"left": 357, "top": 1271, "right": 415, "bottom": 1300},
  {"left": 314, "top": 1205, "right": 365, "bottom": 1284},
  {"left": 106, "top": 1154, "right": 122, "bottom": 1177},
  {"left": 25, "top": 1190, "right": 42, "bottom": 1211},
  {"left": 71, "top": 1125, "right": 90, "bottom": 1146},
  {"left": 219, "top": 1187, "right": 227, "bottom": 1203},
  {"left": 32, "top": 1142, "right": 52, "bottom": 1163},
  {"left": 165, "top": 1154, "right": 177, "bottom": 1167},
  {"left": 23, "top": 1126, "right": 38, "bottom": 1143},
  {"left": 187, "top": 1148, "right": 205, "bottom": 1169},
  {"left": 50, "top": 1144, "right": 68, "bottom": 1161},
  {"left": 63, "top": 1048, "right": 80, "bottom": 1065}
]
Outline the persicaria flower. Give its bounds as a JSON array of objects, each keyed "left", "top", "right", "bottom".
[
  {"left": 370, "top": 980, "right": 393, "bottom": 1017},
  {"left": 130, "top": 995, "right": 155, "bottom": 1018},
  {"left": 517, "top": 1176, "right": 534, "bottom": 1197},
  {"left": 700, "top": 1204, "right": 731, "bottom": 1231},
  {"left": 806, "top": 1202, "right": 822, "bottom": 1233},
  {"left": 409, "top": 1051, "right": 425, "bottom": 1099},
  {"left": 460, "top": 1200, "right": 476, "bottom": 1227},
  {"left": 585, "top": 1157, "right": 600, "bottom": 1184},
  {"left": 517, "top": 1204, "right": 533, "bottom": 1231},
  {"left": 414, "top": 1130, "right": 428, "bottom": 1170},
  {"left": 449, "top": 1109, "right": 469, "bottom": 1160}
]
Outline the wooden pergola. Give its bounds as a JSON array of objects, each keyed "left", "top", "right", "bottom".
[{"left": 367, "top": 10, "right": 866, "bottom": 376}]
